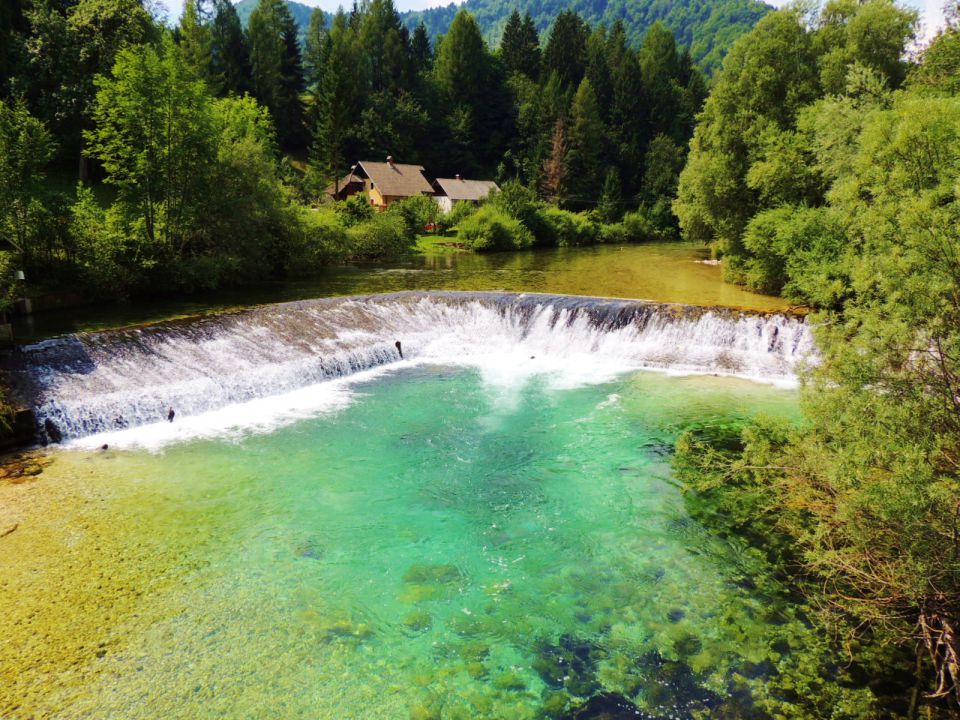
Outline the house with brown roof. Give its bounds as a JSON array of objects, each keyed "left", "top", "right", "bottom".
[
  {"left": 433, "top": 175, "right": 500, "bottom": 212},
  {"left": 325, "top": 156, "right": 434, "bottom": 209}
]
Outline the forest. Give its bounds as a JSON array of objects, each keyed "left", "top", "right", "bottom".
[
  {"left": 0, "top": 0, "right": 707, "bottom": 300},
  {"left": 673, "top": 1, "right": 960, "bottom": 715}
]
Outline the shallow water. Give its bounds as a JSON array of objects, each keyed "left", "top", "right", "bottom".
[
  {"left": 0, "top": 366, "right": 831, "bottom": 719},
  {"left": 17, "top": 244, "right": 788, "bottom": 340}
]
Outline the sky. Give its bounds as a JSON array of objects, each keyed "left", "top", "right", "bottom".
[{"left": 155, "top": 0, "right": 947, "bottom": 41}]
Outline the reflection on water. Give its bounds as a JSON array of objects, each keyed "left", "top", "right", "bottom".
[
  {"left": 17, "top": 244, "right": 788, "bottom": 340},
  {"left": 0, "top": 369, "right": 877, "bottom": 719}
]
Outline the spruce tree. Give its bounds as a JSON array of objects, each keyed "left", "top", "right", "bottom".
[
  {"left": 542, "top": 11, "right": 587, "bottom": 90},
  {"left": 209, "top": 0, "right": 252, "bottom": 97},
  {"left": 304, "top": 8, "right": 327, "bottom": 91},
  {"left": 178, "top": 0, "right": 213, "bottom": 85},
  {"left": 410, "top": 22, "right": 432, "bottom": 73},
  {"left": 310, "top": 10, "right": 364, "bottom": 181},
  {"left": 248, "top": 0, "right": 305, "bottom": 150},
  {"left": 565, "top": 78, "right": 606, "bottom": 210},
  {"left": 360, "top": 0, "right": 409, "bottom": 94},
  {"left": 500, "top": 10, "right": 540, "bottom": 79}
]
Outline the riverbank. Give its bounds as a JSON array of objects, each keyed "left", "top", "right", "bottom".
[{"left": 13, "top": 243, "right": 790, "bottom": 343}]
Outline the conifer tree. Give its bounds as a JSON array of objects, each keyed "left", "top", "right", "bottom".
[
  {"left": 410, "top": 22, "right": 432, "bottom": 73},
  {"left": 178, "top": 0, "right": 213, "bottom": 85},
  {"left": 248, "top": 0, "right": 305, "bottom": 150},
  {"left": 360, "top": 0, "right": 409, "bottom": 94},
  {"left": 311, "top": 10, "right": 364, "bottom": 181},
  {"left": 209, "top": 0, "right": 252, "bottom": 97},
  {"left": 565, "top": 78, "right": 606, "bottom": 209},
  {"left": 303, "top": 8, "right": 327, "bottom": 91},
  {"left": 500, "top": 10, "right": 540, "bottom": 79},
  {"left": 542, "top": 11, "right": 587, "bottom": 90}
]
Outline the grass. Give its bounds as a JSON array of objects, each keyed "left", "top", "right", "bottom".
[{"left": 415, "top": 233, "right": 466, "bottom": 254}]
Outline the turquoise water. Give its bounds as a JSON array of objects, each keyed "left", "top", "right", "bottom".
[{"left": 2, "top": 366, "right": 828, "bottom": 718}]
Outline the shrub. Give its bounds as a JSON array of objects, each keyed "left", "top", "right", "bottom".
[
  {"left": 598, "top": 222, "right": 628, "bottom": 244},
  {"left": 539, "top": 207, "right": 598, "bottom": 247},
  {"left": 347, "top": 213, "right": 414, "bottom": 258},
  {"left": 387, "top": 194, "right": 439, "bottom": 237},
  {"left": 621, "top": 209, "right": 662, "bottom": 242},
  {"left": 441, "top": 200, "right": 479, "bottom": 232},
  {"left": 335, "top": 196, "right": 375, "bottom": 227},
  {"left": 457, "top": 205, "right": 534, "bottom": 251},
  {"left": 290, "top": 207, "right": 351, "bottom": 271}
]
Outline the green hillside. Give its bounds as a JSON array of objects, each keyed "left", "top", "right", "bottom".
[
  {"left": 235, "top": 0, "right": 318, "bottom": 44},
  {"left": 405, "top": 0, "right": 771, "bottom": 71},
  {"left": 233, "top": 0, "right": 771, "bottom": 73}
]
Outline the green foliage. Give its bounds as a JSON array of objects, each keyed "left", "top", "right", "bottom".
[
  {"left": 0, "top": 99, "right": 55, "bottom": 266},
  {"left": 86, "top": 39, "right": 216, "bottom": 267},
  {"left": 405, "top": 0, "right": 770, "bottom": 74},
  {"left": 209, "top": 0, "right": 253, "bottom": 97},
  {"left": 346, "top": 212, "right": 414, "bottom": 257},
  {"left": 442, "top": 199, "right": 480, "bottom": 230},
  {"left": 457, "top": 205, "right": 534, "bottom": 251},
  {"left": 387, "top": 194, "right": 439, "bottom": 237},
  {"left": 248, "top": 0, "right": 305, "bottom": 149},
  {"left": 563, "top": 78, "right": 606, "bottom": 210},
  {"left": 499, "top": 10, "right": 540, "bottom": 79},
  {"left": 538, "top": 206, "right": 596, "bottom": 246},
  {"left": 334, "top": 196, "right": 375, "bottom": 227}
]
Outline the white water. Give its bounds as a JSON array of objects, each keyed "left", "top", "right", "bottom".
[{"left": 15, "top": 292, "right": 815, "bottom": 447}]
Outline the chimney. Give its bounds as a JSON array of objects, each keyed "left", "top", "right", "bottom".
[
  {"left": 386, "top": 155, "right": 395, "bottom": 167},
  {"left": 455, "top": 173, "right": 462, "bottom": 181}
]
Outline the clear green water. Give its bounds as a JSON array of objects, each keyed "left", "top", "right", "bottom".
[
  {"left": 17, "top": 243, "right": 788, "bottom": 340},
  {"left": 2, "top": 367, "right": 824, "bottom": 719}
]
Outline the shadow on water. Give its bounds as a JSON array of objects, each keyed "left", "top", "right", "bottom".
[{"left": 13, "top": 243, "right": 789, "bottom": 341}]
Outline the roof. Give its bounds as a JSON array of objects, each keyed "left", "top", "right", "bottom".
[
  {"left": 323, "top": 172, "right": 364, "bottom": 197},
  {"left": 358, "top": 161, "right": 433, "bottom": 198},
  {"left": 434, "top": 178, "right": 500, "bottom": 202}
]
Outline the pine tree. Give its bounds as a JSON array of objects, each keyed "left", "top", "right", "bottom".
[
  {"left": 410, "top": 22, "right": 432, "bottom": 73},
  {"left": 303, "top": 8, "right": 327, "bottom": 92},
  {"left": 248, "top": 0, "right": 305, "bottom": 150},
  {"left": 565, "top": 78, "right": 606, "bottom": 209},
  {"left": 596, "top": 167, "right": 622, "bottom": 223},
  {"left": 209, "top": 0, "right": 252, "bottom": 97},
  {"left": 360, "top": 0, "right": 409, "bottom": 94},
  {"left": 500, "top": 10, "right": 540, "bottom": 79},
  {"left": 311, "top": 10, "right": 364, "bottom": 181},
  {"left": 542, "top": 10, "right": 587, "bottom": 90},
  {"left": 585, "top": 27, "right": 612, "bottom": 120},
  {"left": 433, "top": 10, "right": 487, "bottom": 108},
  {"left": 178, "top": 0, "right": 213, "bottom": 85}
]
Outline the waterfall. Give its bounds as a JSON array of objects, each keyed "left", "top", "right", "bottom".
[{"left": 9, "top": 291, "right": 815, "bottom": 445}]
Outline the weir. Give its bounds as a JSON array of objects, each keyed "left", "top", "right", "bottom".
[{"left": 8, "top": 291, "right": 814, "bottom": 444}]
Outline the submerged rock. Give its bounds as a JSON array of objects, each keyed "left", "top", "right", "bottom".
[
  {"left": 403, "top": 563, "right": 464, "bottom": 585},
  {"left": 403, "top": 610, "right": 433, "bottom": 633},
  {"left": 561, "top": 692, "right": 655, "bottom": 719}
]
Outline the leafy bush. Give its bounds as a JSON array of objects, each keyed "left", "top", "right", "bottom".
[
  {"left": 457, "top": 205, "right": 534, "bottom": 251},
  {"left": 597, "top": 222, "right": 628, "bottom": 244},
  {"left": 621, "top": 209, "right": 664, "bottom": 242},
  {"left": 290, "top": 207, "right": 351, "bottom": 271},
  {"left": 387, "top": 194, "right": 439, "bottom": 237},
  {"left": 441, "top": 200, "right": 479, "bottom": 231},
  {"left": 335, "top": 196, "right": 375, "bottom": 227},
  {"left": 347, "top": 213, "right": 414, "bottom": 257},
  {"left": 539, "top": 206, "right": 597, "bottom": 247}
]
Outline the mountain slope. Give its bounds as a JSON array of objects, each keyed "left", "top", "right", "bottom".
[
  {"left": 233, "top": 0, "right": 772, "bottom": 73},
  {"left": 404, "top": 0, "right": 772, "bottom": 72}
]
